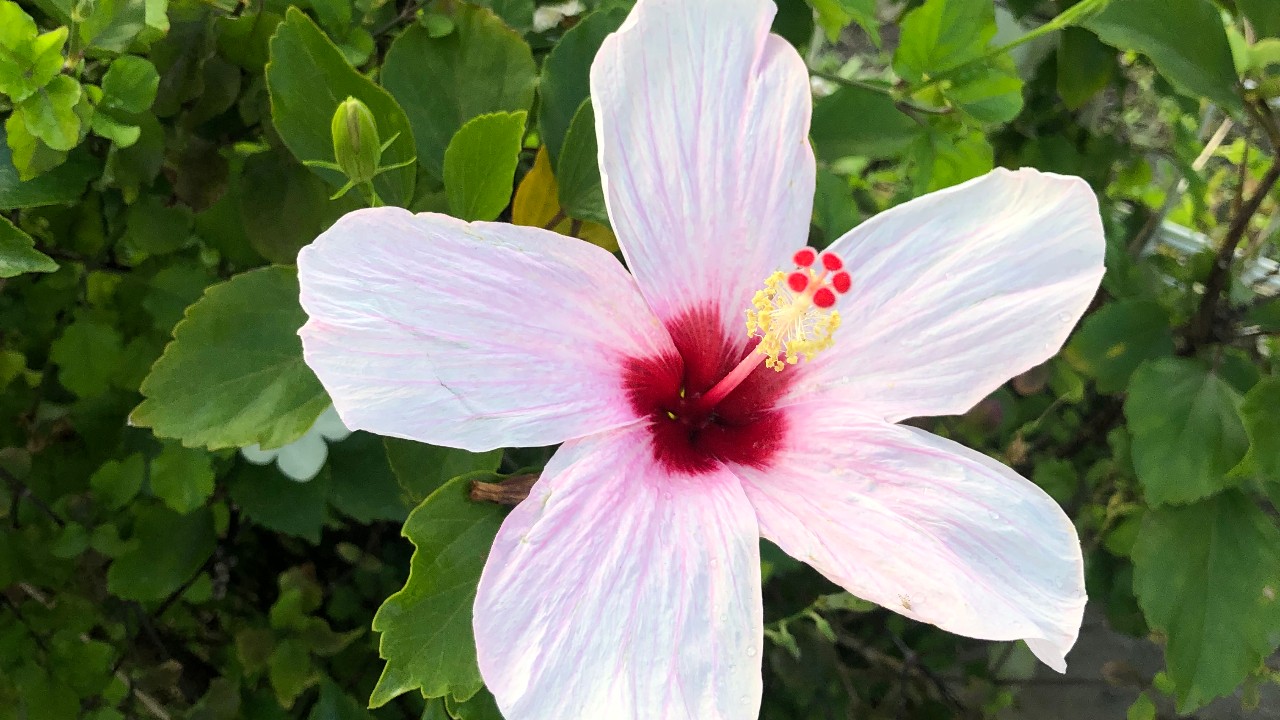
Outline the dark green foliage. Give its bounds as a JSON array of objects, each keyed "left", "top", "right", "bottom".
[{"left": 2, "top": 0, "right": 1280, "bottom": 717}]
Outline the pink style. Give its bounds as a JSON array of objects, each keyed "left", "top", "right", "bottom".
[{"left": 295, "top": 0, "right": 1106, "bottom": 717}]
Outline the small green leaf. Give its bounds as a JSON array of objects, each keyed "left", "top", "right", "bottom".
[
  {"left": 107, "top": 504, "right": 215, "bottom": 601},
  {"left": 16, "top": 75, "right": 82, "bottom": 152},
  {"left": 5, "top": 111, "right": 68, "bottom": 180},
  {"left": 234, "top": 149, "right": 360, "bottom": 264},
  {"left": 267, "top": 8, "right": 415, "bottom": 206},
  {"left": 893, "top": 0, "right": 995, "bottom": 82},
  {"left": 90, "top": 455, "right": 146, "bottom": 510},
  {"left": 383, "top": 438, "right": 502, "bottom": 504},
  {"left": 227, "top": 462, "right": 331, "bottom": 544},
  {"left": 1083, "top": 0, "right": 1242, "bottom": 115},
  {"left": 0, "top": 126, "right": 95, "bottom": 207},
  {"left": 309, "top": 680, "right": 372, "bottom": 720},
  {"left": 0, "top": 8, "right": 67, "bottom": 103},
  {"left": 1057, "top": 26, "right": 1116, "bottom": 110},
  {"left": 1237, "top": 377, "right": 1280, "bottom": 481},
  {"left": 808, "top": 0, "right": 879, "bottom": 45},
  {"left": 131, "top": 266, "right": 330, "bottom": 451},
  {"left": 908, "top": 126, "right": 993, "bottom": 193},
  {"left": 443, "top": 110, "right": 526, "bottom": 222},
  {"left": 945, "top": 58, "right": 1024, "bottom": 124},
  {"left": 327, "top": 432, "right": 412, "bottom": 523},
  {"left": 150, "top": 442, "right": 215, "bottom": 514},
  {"left": 556, "top": 100, "right": 609, "bottom": 227},
  {"left": 99, "top": 55, "right": 160, "bottom": 114},
  {"left": 382, "top": 6, "right": 535, "bottom": 179},
  {"left": 812, "top": 168, "right": 861, "bottom": 241},
  {"left": 446, "top": 687, "right": 503, "bottom": 720},
  {"left": 537, "top": 7, "right": 626, "bottom": 165},
  {"left": 1065, "top": 300, "right": 1175, "bottom": 394},
  {"left": 50, "top": 317, "right": 125, "bottom": 397},
  {"left": 810, "top": 84, "right": 921, "bottom": 161},
  {"left": 369, "top": 474, "right": 506, "bottom": 707},
  {"left": 1132, "top": 492, "right": 1280, "bottom": 711},
  {"left": 0, "top": 215, "right": 57, "bottom": 277},
  {"left": 1124, "top": 358, "right": 1249, "bottom": 505},
  {"left": 269, "top": 637, "right": 317, "bottom": 709}
]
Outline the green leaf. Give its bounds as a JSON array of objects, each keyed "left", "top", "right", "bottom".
[
  {"left": 382, "top": 7, "right": 535, "bottom": 180},
  {"left": 383, "top": 438, "right": 502, "bottom": 505},
  {"left": 537, "top": 7, "right": 626, "bottom": 165},
  {"left": 227, "top": 462, "right": 331, "bottom": 544},
  {"left": 269, "top": 637, "right": 317, "bottom": 709},
  {"left": 99, "top": 55, "right": 160, "bottom": 114},
  {"left": 0, "top": 2, "right": 67, "bottom": 104},
  {"left": 808, "top": 0, "right": 879, "bottom": 45},
  {"left": 893, "top": 0, "right": 995, "bottom": 82},
  {"left": 309, "top": 679, "right": 373, "bottom": 720},
  {"left": 118, "top": 194, "right": 193, "bottom": 258},
  {"left": 946, "top": 58, "right": 1024, "bottom": 124},
  {"left": 150, "top": 442, "right": 215, "bottom": 514},
  {"left": 327, "top": 432, "right": 412, "bottom": 523},
  {"left": 1065, "top": 300, "right": 1175, "bottom": 394},
  {"left": 556, "top": 100, "right": 609, "bottom": 227},
  {"left": 1083, "top": 0, "right": 1243, "bottom": 115},
  {"left": 446, "top": 687, "right": 502, "bottom": 720},
  {"left": 369, "top": 474, "right": 506, "bottom": 707},
  {"left": 443, "top": 110, "right": 526, "bottom": 222},
  {"left": 0, "top": 127, "right": 95, "bottom": 208},
  {"left": 234, "top": 149, "right": 360, "bottom": 264},
  {"left": 0, "top": 215, "right": 57, "bottom": 277},
  {"left": 131, "top": 266, "right": 330, "bottom": 451},
  {"left": 266, "top": 8, "right": 415, "bottom": 206},
  {"left": 1237, "top": 377, "right": 1280, "bottom": 481},
  {"left": 908, "top": 126, "right": 993, "bottom": 193},
  {"left": 5, "top": 111, "right": 68, "bottom": 180},
  {"left": 1240, "top": 0, "right": 1280, "bottom": 39},
  {"left": 142, "top": 262, "right": 217, "bottom": 332},
  {"left": 50, "top": 317, "right": 125, "bottom": 397},
  {"left": 813, "top": 168, "right": 861, "bottom": 241},
  {"left": 810, "top": 85, "right": 921, "bottom": 161},
  {"left": 473, "top": 0, "right": 533, "bottom": 33},
  {"left": 1057, "top": 26, "right": 1116, "bottom": 110},
  {"left": 107, "top": 504, "right": 215, "bottom": 601},
  {"left": 1124, "top": 358, "right": 1249, "bottom": 505},
  {"left": 15, "top": 75, "right": 82, "bottom": 152},
  {"left": 90, "top": 455, "right": 145, "bottom": 511},
  {"left": 1132, "top": 492, "right": 1280, "bottom": 711}
]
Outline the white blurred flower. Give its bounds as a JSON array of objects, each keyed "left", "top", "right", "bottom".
[
  {"left": 239, "top": 406, "right": 351, "bottom": 482},
  {"left": 532, "top": 0, "right": 585, "bottom": 32}
]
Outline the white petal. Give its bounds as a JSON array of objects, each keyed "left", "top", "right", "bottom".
[
  {"left": 298, "top": 208, "right": 673, "bottom": 452},
  {"left": 474, "top": 425, "right": 763, "bottom": 720},
  {"left": 734, "top": 401, "right": 1086, "bottom": 671},
  {"left": 591, "top": 0, "right": 815, "bottom": 337},
  {"left": 800, "top": 168, "right": 1105, "bottom": 421}
]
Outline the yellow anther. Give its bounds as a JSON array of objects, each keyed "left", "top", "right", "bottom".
[{"left": 744, "top": 270, "right": 842, "bottom": 372}]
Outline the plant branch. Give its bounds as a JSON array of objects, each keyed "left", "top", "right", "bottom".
[{"left": 1187, "top": 160, "right": 1280, "bottom": 349}]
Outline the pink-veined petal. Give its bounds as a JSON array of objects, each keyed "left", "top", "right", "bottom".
[
  {"left": 590, "top": 0, "right": 815, "bottom": 338},
  {"left": 297, "top": 208, "right": 673, "bottom": 452},
  {"left": 797, "top": 168, "right": 1105, "bottom": 422},
  {"left": 734, "top": 401, "right": 1086, "bottom": 671},
  {"left": 474, "top": 424, "right": 763, "bottom": 720}
]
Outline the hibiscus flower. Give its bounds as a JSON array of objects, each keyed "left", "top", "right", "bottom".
[{"left": 296, "top": 0, "right": 1104, "bottom": 716}]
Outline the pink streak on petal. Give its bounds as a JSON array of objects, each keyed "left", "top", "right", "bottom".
[
  {"left": 590, "top": 0, "right": 816, "bottom": 338},
  {"left": 297, "top": 208, "right": 673, "bottom": 452},
  {"left": 798, "top": 167, "right": 1105, "bottom": 422},
  {"left": 474, "top": 424, "right": 763, "bottom": 720},
  {"left": 734, "top": 401, "right": 1086, "bottom": 671}
]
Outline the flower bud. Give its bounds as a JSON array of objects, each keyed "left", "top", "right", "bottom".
[{"left": 331, "top": 97, "right": 381, "bottom": 184}]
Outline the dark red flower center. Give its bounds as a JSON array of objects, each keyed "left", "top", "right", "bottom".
[{"left": 623, "top": 306, "right": 794, "bottom": 475}]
